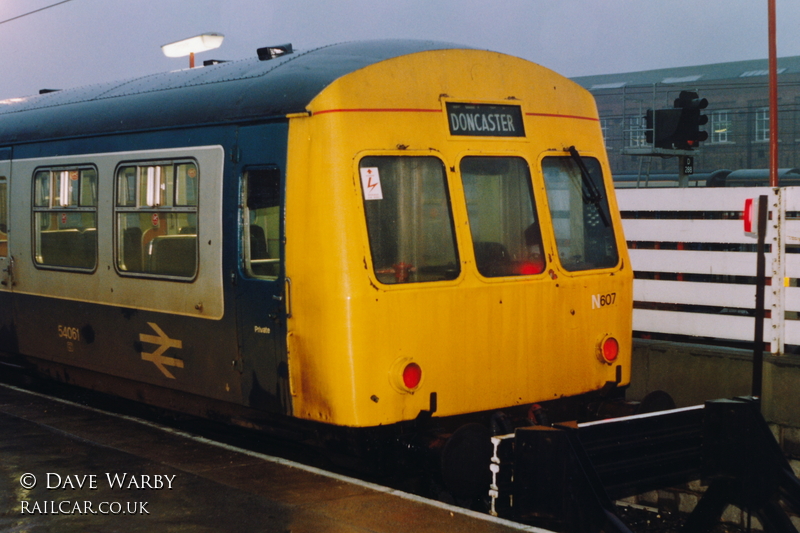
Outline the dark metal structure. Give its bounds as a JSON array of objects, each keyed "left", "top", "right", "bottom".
[{"left": 490, "top": 397, "right": 800, "bottom": 533}]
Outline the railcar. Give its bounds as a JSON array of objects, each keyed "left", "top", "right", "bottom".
[{"left": 0, "top": 40, "right": 631, "bottom": 493}]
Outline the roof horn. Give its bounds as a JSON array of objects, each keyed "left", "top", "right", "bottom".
[{"left": 257, "top": 43, "right": 293, "bottom": 61}]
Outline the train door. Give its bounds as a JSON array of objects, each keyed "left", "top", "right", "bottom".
[
  {"left": 0, "top": 148, "right": 14, "bottom": 353},
  {"left": 235, "top": 163, "right": 290, "bottom": 414}
]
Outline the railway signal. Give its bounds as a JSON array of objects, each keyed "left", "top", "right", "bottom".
[
  {"left": 644, "top": 90, "right": 708, "bottom": 151},
  {"left": 644, "top": 108, "right": 682, "bottom": 149},
  {"left": 672, "top": 90, "right": 709, "bottom": 149}
]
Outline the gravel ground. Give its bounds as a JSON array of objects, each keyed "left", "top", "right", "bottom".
[{"left": 616, "top": 505, "right": 749, "bottom": 533}]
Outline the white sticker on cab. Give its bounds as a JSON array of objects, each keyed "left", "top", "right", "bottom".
[{"left": 360, "top": 167, "right": 383, "bottom": 200}]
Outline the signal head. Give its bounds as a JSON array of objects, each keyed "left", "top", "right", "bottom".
[
  {"left": 669, "top": 91, "right": 709, "bottom": 149},
  {"left": 674, "top": 90, "right": 708, "bottom": 110}
]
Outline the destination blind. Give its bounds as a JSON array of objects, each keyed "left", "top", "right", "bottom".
[{"left": 446, "top": 103, "right": 525, "bottom": 137}]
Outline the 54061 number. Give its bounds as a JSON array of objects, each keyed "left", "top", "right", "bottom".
[{"left": 58, "top": 325, "right": 80, "bottom": 342}]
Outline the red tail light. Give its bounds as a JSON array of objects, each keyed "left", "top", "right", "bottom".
[
  {"left": 601, "top": 337, "right": 619, "bottom": 363},
  {"left": 402, "top": 363, "right": 422, "bottom": 389}
]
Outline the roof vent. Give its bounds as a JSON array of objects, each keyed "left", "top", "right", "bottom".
[
  {"left": 740, "top": 68, "right": 786, "bottom": 77},
  {"left": 202, "top": 59, "right": 228, "bottom": 66},
  {"left": 257, "top": 43, "right": 293, "bottom": 61},
  {"left": 662, "top": 75, "right": 703, "bottom": 84},
  {"left": 590, "top": 82, "right": 627, "bottom": 90}
]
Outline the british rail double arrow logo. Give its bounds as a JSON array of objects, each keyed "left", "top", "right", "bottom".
[{"left": 139, "top": 322, "right": 184, "bottom": 379}]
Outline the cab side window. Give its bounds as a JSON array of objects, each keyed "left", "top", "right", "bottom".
[
  {"left": 242, "top": 167, "right": 281, "bottom": 279},
  {"left": 115, "top": 160, "right": 198, "bottom": 278},
  {"left": 32, "top": 167, "right": 98, "bottom": 270}
]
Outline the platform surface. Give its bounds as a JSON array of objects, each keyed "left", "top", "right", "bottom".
[{"left": 0, "top": 384, "right": 546, "bottom": 532}]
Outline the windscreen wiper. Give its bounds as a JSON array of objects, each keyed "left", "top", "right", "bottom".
[{"left": 567, "top": 145, "right": 609, "bottom": 227}]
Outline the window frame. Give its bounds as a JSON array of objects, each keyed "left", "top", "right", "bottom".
[
  {"left": 31, "top": 164, "right": 99, "bottom": 272},
  {"left": 710, "top": 109, "right": 733, "bottom": 144},
  {"left": 113, "top": 158, "right": 200, "bottom": 280},
  {"left": 459, "top": 154, "right": 545, "bottom": 279},
  {"left": 540, "top": 152, "right": 620, "bottom": 273},
  {"left": 600, "top": 118, "right": 611, "bottom": 149},
  {"left": 626, "top": 115, "right": 647, "bottom": 148},
  {"left": 241, "top": 165, "right": 283, "bottom": 280},
  {"left": 358, "top": 153, "right": 460, "bottom": 286},
  {"left": 755, "top": 106, "right": 770, "bottom": 143}
]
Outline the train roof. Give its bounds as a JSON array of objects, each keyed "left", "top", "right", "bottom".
[{"left": 0, "top": 40, "right": 470, "bottom": 145}]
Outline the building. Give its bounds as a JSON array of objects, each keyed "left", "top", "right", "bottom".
[{"left": 572, "top": 56, "right": 800, "bottom": 184}]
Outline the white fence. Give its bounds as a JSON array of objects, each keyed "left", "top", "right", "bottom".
[{"left": 617, "top": 186, "right": 800, "bottom": 354}]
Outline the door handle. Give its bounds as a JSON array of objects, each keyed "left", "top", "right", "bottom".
[
  {"left": 284, "top": 277, "right": 292, "bottom": 319},
  {"left": 1, "top": 256, "right": 13, "bottom": 287}
]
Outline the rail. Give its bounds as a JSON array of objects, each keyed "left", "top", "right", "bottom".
[{"left": 616, "top": 186, "right": 800, "bottom": 354}]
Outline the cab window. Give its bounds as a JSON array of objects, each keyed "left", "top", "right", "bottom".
[
  {"left": 32, "top": 167, "right": 98, "bottom": 270},
  {"left": 541, "top": 155, "right": 618, "bottom": 271},
  {"left": 360, "top": 156, "right": 459, "bottom": 284},
  {"left": 115, "top": 160, "right": 198, "bottom": 278},
  {"left": 461, "top": 156, "right": 544, "bottom": 277},
  {"left": 242, "top": 167, "right": 281, "bottom": 279}
]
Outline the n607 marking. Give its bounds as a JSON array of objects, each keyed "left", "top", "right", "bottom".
[{"left": 591, "top": 293, "right": 616, "bottom": 309}]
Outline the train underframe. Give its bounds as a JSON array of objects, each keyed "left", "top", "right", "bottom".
[
  {"left": 10, "top": 351, "right": 798, "bottom": 533},
  {"left": 0, "top": 350, "right": 653, "bottom": 504}
]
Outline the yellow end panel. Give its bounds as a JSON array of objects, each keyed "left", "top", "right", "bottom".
[{"left": 284, "top": 49, "right": 632, "bottom": 427}]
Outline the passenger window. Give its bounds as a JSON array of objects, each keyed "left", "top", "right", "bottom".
[
  {"left": 115, "top": 161, "right": 198, "bottom": 278},
  {"left": 242, "top": 167, "right": 281, "bottom": 279},
  {"left": 360, "top": 156, "right": 459, "bottom": 284},
  {"left": 460, "top": 157, "right": 544, "bottom": 277},
  {"left": 32, "top": 167, "right": 98, "bottom": 270},
  {"left": 542, "top": 155, "right": 618, "bottom": 271},
  {"left": 0, "top": 178, "right": 6, "bottom": 257}
]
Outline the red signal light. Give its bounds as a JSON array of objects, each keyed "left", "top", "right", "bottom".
[{"left": 744, "top": 198, "right": 759, "bottom": 237}]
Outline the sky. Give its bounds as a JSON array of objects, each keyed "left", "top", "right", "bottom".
[{"left": 0, "top": 0, "right": 798, "bottom": 100}]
